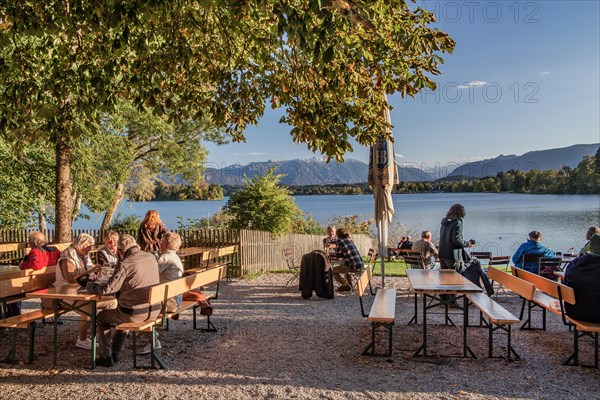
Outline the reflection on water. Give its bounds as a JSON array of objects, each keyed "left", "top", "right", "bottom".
[{"left": 76, "top": 193, "right": 599, "bottom": 258}]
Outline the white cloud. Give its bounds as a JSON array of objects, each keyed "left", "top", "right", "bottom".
[
  {"left": 541, "top": 71, "right": 551, "bottom": 75},
  {"left": 395, "top": 153, "right": 405, "bottom": 159},
  {"left": 458, "top": 81, "right": 488, "bottom": 89}
]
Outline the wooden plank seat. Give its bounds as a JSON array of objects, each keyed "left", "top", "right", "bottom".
[
  {"left": 464, "top": 266, "right": 532, "bottom": 360},
  {"left": 115, "top": 264, "right": 227, "bottom": 370},
  {"left": 511, "top": 266, "right": 599, "bottom": 368},
  {"left": 356, "top": 265, "right": 397, "bottom": 357}
]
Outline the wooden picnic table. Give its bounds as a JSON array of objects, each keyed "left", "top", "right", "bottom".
[
  {"left": 407, "top": 269, "right": 483, "bottom": 358},
  {"left": 26, "top": 284, "right": 112, "bottom": 369}
]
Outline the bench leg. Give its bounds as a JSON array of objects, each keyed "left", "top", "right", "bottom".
[
  {"left": 150, "top": 329, "right": 167, "bottom": 370},
  {"left": 487, "top": 324, "right": 520, "bottom": 360},
  {"left": 201, "top": 315, "right": 217, "bottom": 333},
  {"left": 27, "top": 322, "right": 37, "bottom": 364},
  {"left": 362, "top": 322, "right": 393, "bottom": 357},
  {"left": 563, "top": 329, "right": 599, "bottom": 369}
]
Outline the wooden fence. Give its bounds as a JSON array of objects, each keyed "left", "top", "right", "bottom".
[
  {"left": 239, "top": 229, "right": 376, "bottom": 275},
  {"left": 1, "top": 228, "right": 376, "bottom": 277}
]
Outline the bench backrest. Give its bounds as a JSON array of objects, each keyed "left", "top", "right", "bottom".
[
  {"left": 148, "top": 264, "right": 226, "bottom": 305},
  {"left": 488, "top": 267, "right": 535, "bottom": 300},
  {"left": 0, "top": 243, "right": 27, "bottom": 252},
  {"left": 488, "top": 256, "right": 510, "bottom": 267},
  {"left": 511, "top": 266, "right": 576, "bottom": 304},
  {"left": 0, "top": 270, "right": 56, "bottom": 298},
  {"left": 51, "top": 242, "right": 72, "bottom": 251},
  {"left": 356, "top": 265, "right": 372, "bottom": 298}
]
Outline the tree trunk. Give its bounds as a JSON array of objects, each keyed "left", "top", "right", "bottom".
[
  {"left": 54, "top": 139, "right": 73, "bottom": 242},
  {"left": 72, "top": 192, "right": 82, "bottom": 222},
  {"left": 100, "top": 183, "right": 125, "bottom": 232},
  {"left": 38, "top": 199, "right": 47, "bottom": 232}
]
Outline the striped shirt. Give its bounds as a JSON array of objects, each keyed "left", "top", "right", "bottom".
[{"left": 336, "top": 238, "right": 364, "bottom": 271}]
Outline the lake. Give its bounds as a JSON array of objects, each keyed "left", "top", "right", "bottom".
[{"left": 76, "top": 193, "right": 600, "bottom": 257}]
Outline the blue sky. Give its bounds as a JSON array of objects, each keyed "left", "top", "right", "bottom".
[{"left": 204, "top": 1, "right": 600, "bottom": 171}]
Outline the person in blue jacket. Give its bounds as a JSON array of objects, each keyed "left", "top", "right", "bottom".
[{"left": 512, "top": 230, "right": 556, "bottom": 273}]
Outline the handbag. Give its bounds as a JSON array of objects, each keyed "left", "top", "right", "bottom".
[{"left": 455, "top": 249, "right": 494, "bottom": 296}]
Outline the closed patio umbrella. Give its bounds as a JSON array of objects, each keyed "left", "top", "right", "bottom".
[{"left": 368, "top": 98, "right": 398, "bottom": 287}]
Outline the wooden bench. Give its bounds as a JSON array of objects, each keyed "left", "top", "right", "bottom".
[
  {"left": 184, "top": 245, "right": 236, "bottom": 279},
  {"left": 116, "top": 264, "right": 227, "bottom": 369},
  {"left": 356, "top": 265, "right": 397, "bottom": 357},
  {"left": 511, "top": 266, "right": 600, "bottom": 368},
  {"left": 0, "top": 269, "right": 58, "bottom": 364},
  {"left": 469, "top": 267, "right": 536, "bottom": 360}
]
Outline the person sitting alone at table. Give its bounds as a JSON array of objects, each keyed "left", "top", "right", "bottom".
[
  {"left": 579, "top": 226, "right": 600, "bottom": 255},
  {"left": 55, "top": 233, "right": 118, "bottom": 350},
  {"left": 512, "top": 230, "right": 556, "bottom": 274},
  {"left": 323, "top": 225, "right": 337, "bottom": 257},
  {"left": 138, "top": 232, "right": 184, "bottom": 355},
  {"left": 97, "top": 230, "right": 119, "bottom": 268},
  {"left": 411, "top": 230, "right": 439, "bottom": 268},
  {"left": 332, "top": 228, "right": 364, "bottom": 292},
  {"left": 564, "top": 234, "right": 600, "bottom": 323},
  {"left": 1, "top": 232, "right": 60, "bottom": 319}
]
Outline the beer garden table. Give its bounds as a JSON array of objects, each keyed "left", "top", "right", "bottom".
[{"left": 406, "top": 269, "right": 483, "bottom": 358}]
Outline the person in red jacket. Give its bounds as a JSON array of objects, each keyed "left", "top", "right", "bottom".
[{"left": 19, "top": 231, "right": 60, "bottom": 271}]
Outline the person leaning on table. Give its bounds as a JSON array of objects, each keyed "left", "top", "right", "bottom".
[
  {"left": 563, "top": 234, "right": 600, "bottom": 323},
  {"left": 82, "top": 234, "right": 160, "bottom": 368},
  {"left": 54, "top": 234, "right": 118, "bottom": 351}
]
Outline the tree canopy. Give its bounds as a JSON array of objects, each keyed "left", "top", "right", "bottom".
[{"left": 0, "top": 1, "right": 454, "bottom": 239}]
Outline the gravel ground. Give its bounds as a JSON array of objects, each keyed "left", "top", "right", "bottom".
[{"left": 1, "top": 273, "right": 599, "bottom": 400}]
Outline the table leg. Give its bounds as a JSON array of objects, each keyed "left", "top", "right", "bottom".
[
  {"left": 91, "top": 300, "right": 97, "bottom": 369},
  {"left": 463, "top": 295, "right": 477, "bottom": 358},
  {"left": 408, "top": 293, "right": 418, "bottom": 325},
  {"left": 413, "top": 293, "right": 428, "bottom": 357},
  {"left": 52, "top": 300, "right": 58, "bottom": 367}
]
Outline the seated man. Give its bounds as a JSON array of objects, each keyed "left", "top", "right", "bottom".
[
  {"left": 564, "top": 234, "right": 600, "bottom": 323},
  {"left": 323, "top": 225, "right": 337, "bottom": 257},
  {"left": 332, "top": 228, "right": 364, "bottom": 292},
  {"left": 579, "top": 226, "right": 600, "bottom": 255},
  {"left": 84, "top": 234, "right": 160, "bottom": 367},
  {"left": 398, "top": 236, "right": 413, "bottom": 251},
  {"left": 55, "top": 233, "right": 118, "bottom": 350},
  {"left": 411, "top": 230, "right": 438, "bottom": 268},
  {"left": 3, "top": 232, "right": 61, "bottom": 318},
  {"left": 19, "top": 231, "right": 61, "bottom": 271},
  {"left": 512, "top": 230, "right": 556, "bottom": 273}
]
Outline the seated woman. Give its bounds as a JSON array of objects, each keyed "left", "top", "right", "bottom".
[
  {"left": 564, "top": 234, "right": 600, "bottom": 323},
  {"left": 138, "top": 232, "right": 184, "bottom": 355},
  {"left": 97, "top": 230, "right": 119, "bottom": 268},
  {"left": 55, "top": 234, "right": 118, "bottom": 350},
  {"left": 323, "top": 225, "right": 337, "bottom": 258}
]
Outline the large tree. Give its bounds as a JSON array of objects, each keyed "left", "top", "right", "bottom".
[{"left": 1, "top": 1, "right": 454, "bottom": 240}]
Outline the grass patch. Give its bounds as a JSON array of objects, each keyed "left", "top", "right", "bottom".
[{"left": 370, "top": 259, "right": 409, "bottom": 277}]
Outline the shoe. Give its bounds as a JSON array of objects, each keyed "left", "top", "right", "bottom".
[
  {"left": 335, "top": 285, "right": 351, "bottom": 293},
  {"left": 96, "top": 357, "right": 115, "bottom": 368},
  {"left": 75, "top": 337, "right": 97, "bottom": 350},
  {"left": 111, "top": 353, "right": 120, "bottom": 363},
  {"left": 138, "top": 340, "right": 162, "bottom": 355}
]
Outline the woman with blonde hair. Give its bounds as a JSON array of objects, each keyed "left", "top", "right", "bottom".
[{"left": 137, "top": 210, "right": 168, "bottom": 254}]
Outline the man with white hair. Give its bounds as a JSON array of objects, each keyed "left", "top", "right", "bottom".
[
  {"left": 56, "top": 233, "right": 118, "bottom": 350},
  {"left": 19, "top": 231, "right": 60, "bottom": 271},
  {"left": 84, "top": 234, "right": 160, "bottom": 367}
]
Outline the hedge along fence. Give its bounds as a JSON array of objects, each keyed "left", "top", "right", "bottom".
[{"left": 239, "top": 229, "right": 376, "bottom": 275}]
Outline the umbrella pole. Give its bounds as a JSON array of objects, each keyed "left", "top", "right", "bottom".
[{"left": 379, "top": 219, "right": 387, "bottom": 288}]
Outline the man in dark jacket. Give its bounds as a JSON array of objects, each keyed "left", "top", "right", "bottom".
[
  {"left": 84, "top": 234, "right": 160, "bottom": 367},
  {"left": 564, "top": 234, "right": 600, "bottom": 323}
]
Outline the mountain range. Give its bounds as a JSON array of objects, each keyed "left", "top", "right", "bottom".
[{"left": 203, "top": 143, "right": 598, "bottom": 186}]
